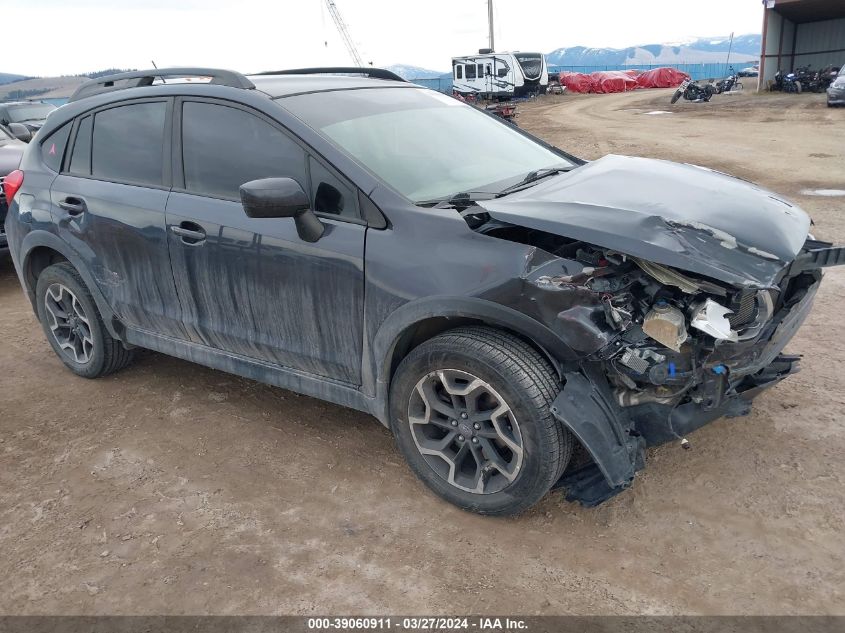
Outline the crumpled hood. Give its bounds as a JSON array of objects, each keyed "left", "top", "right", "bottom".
[{"left": 478, "top": 154, "right": 811, "bottom": 287}]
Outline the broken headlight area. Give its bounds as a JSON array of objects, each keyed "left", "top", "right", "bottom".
[
  {"left": 516, "top": 235, "right": 819, "bottom": 472},
  {"left": 524, "top": 241, "right": 787, "bottom": 398},
  {"left": 479, "top": 220, "right": 818, "bottom": 408}
]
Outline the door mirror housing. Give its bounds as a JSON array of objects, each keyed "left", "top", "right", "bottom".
[
  {"left": 239, "top": 177, "right": 325, "bottom": 242},
  {"left": 7, "top": 123, "right": 32, "bottom": 143}
]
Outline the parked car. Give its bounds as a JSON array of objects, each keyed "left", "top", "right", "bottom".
[
  {"left": 737, "top": 66, "right": 759, "bottom": 78},
  {"left": 4, "top": 68, "right": 843, "bottom": 515},
  {"left": 0, "top": 100, "right": 57, "bottom": 142},
  {"left": 827, "top": 65, "right": 845, "bottom": 106},
  {"left": 0, "top": 125, "right": 26, "bottom": 252}
]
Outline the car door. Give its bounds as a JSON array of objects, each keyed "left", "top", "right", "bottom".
[
  {"left": 49, "top": 98, "right": 187, "bottom": 340},
  {"left": 165, "top": 98, "right": 365, "bottom": 385}
]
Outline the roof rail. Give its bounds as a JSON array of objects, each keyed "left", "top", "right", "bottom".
[
  {"left": 69, "top": 68, "right": 255, "bottom": 103},
  {"left": 255, "top": 67, "right": 406, "bottom": 82}
]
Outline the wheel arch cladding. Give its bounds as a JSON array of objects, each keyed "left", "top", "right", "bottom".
[
  {"left": 24, "top": 246, "right": 68, "bottom": 293},
  {"left": 19, "top": 231, "right": 125, "bottom": 341},
  {"left": 550, "top": 365, "right": 646, "bottom": 506},
  {"left": 370, "top": 297, "right": 569, "bottom": 426}
]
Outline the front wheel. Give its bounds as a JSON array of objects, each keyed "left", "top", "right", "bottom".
[
  {"left": 670, "top": 89, "right": 682, "bottom": 104},
  {"left": 389, "top": 327, "right": 573, "bottom": 516}
]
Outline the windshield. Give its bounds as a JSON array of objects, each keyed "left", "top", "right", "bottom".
[
  {"left": 281, "top": 88, "right": 572, "bottom": 203},
  {"left": 7, "top": 103, "right": 56, "bottom": 123},
  {"left": 840, "top": 66, "right": 845, "bottom": 77}
]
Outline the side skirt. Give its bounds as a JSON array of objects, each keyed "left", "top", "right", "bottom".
[{"left": 124, "top": 327, "right": 381, "bottom": 421}]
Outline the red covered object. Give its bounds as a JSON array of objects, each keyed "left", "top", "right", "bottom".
[
  {"left": 590, "top": 71, "right": 639, "bottom": 94},
  {"left": 559, "top": 71, "right": 593, "bottom": 93},
  {"left": 636, "top": 67, "right": 690, "bottom": 89}
]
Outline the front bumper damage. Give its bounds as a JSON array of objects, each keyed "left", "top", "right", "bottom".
[{"left": 550, "top": 269, "right": 822, "bottom": 507}]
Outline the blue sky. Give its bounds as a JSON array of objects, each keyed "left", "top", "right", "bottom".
[{"left": 7, "top": 0, "right": 765, "bottom": 76}]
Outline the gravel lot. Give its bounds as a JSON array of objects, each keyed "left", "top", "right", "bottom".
[{"left": 1, "top": 88, "right": 844, "bottom": 615}]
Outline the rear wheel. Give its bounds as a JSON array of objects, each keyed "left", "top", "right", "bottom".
[
  {"left": 389, "top": 327, "right": 572, "bottom": 516},
  {"left": 35, "top": 262, "right": 134, "bottom": 378}
]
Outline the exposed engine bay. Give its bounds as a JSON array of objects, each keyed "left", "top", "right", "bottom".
[{"left": 467, "top": 216, "right": 830, "bottom": 505}]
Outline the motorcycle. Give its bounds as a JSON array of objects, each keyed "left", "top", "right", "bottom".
[
  {"left": 671, "top": 78, "right": 715, "bottom": 104},
  {"left": 715, "top": 68, "right": 743, "bottom": 94},
  {"left": 782, "top": 71, "right": 802, "bottom": 93},
  {"left": 818, "top": 65, "right": 840, "bottom": 91},
  {"left": 783, "top": 65, "right": 815, "bottom": 93}
]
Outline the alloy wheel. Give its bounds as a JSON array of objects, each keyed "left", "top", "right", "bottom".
[
  {"left": 44, "top": 283, "right": 94, "bottom": 364},
  {"left": 408, "top": 369, "right": 524, "bottom": 494}
]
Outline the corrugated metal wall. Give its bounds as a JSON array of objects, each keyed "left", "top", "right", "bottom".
[
  {"left": 761, "top": 9, "right": 845, "bottom": 87},
  {"left": 794, "top": 17, "right": 845, "bottom": 68}
]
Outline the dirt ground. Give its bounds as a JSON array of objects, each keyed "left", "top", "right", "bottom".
[{"left": 1, "top": 89, "right": 844, "bottom": 616}]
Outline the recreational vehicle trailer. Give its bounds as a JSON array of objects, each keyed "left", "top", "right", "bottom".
[{"left": 451, "top": 51, "right": 548, "bottom": 99}]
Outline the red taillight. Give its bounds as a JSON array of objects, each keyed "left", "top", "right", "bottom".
[{"left": 3, "top": 169, "right": 23, "bottom": 203}]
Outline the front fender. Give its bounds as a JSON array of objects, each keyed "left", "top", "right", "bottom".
[{"left": 368, "top": 295, "right": 582, "bottom": 425}]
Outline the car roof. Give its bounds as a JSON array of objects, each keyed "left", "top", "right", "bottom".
[
  {"left": 248, "top": 74, "right": 417, "bottom": 99},
  {"left": 66, "top": 67, "right": 414, "bottom": 104}
]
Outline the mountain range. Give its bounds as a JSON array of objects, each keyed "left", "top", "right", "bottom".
[
  {"left": 0, "top": 72, "right": 28, "bottom": 85},
  {"left": 546, "top": 34, "right": 760, "bottom": 67}
]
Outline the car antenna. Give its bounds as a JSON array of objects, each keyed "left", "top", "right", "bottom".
[{"left": 151, "top": 60, "right": 166, "bottom": 83}]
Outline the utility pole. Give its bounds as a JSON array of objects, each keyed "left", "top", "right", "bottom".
[
  {"left": 725, "top": 32, "right": 735, "bottom": 73},
  {"left": 488, "top": 0, "right": 495, "bottom": 52}
]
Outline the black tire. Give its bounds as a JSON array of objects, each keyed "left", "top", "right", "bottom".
[
  {"left": 35, "top": 262, "right": 134, "bottom": 378},
  {"left": 389, "top": 326, "right": 573, "bottom": 516},
  {"left": 670, "top": 89, "right": 682, "bottom": 104},
  {"left": 796, "top": 81, "right": 802, "bottom": 94}
]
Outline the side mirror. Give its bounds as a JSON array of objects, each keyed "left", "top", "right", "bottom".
[
  {"left": 239, "top": 177, "right": 325, "bottom": 243},
  {"left": 8, "top": 123, "right": 32, "bottom": 143}
]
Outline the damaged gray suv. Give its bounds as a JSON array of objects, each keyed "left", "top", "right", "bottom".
[{"left": 5, "top": 68, "right": 844, "bottom": 515}]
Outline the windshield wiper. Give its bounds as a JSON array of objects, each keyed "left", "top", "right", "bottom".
[
  {"left": 498, "top": 166, "right": 572, "bottom": 195},
  {"left": 417, "top": 191, "right": 498, "bottom": 209}
]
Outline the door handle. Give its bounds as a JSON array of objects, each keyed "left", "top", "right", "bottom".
[
  {"left": 171, "top": 222, "right": 207, "bottom": 244},
  {"left": 58, "top": 197, "right": 87, "bottom": 216}
]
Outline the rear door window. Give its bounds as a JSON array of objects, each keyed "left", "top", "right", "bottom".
[
  {"left": 180, "top": 101, "right": 307, "bottom": 200},
  {"left": 91, "top": 102, "right": 167, "bottom": 186}
]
